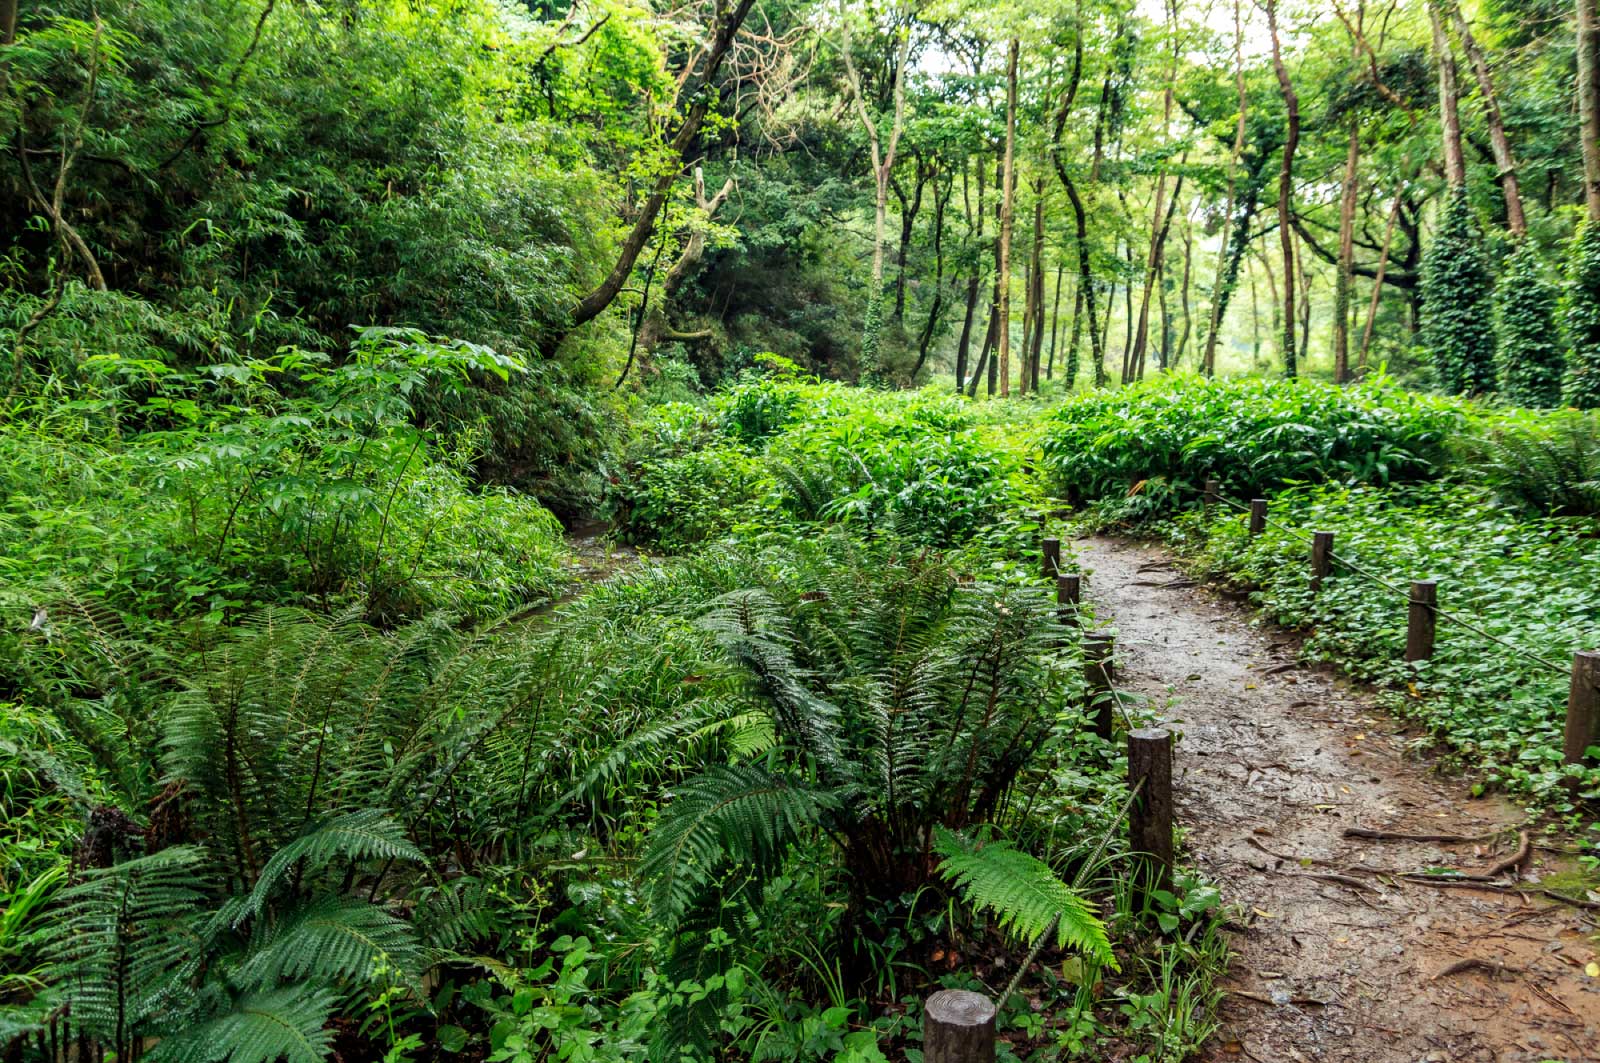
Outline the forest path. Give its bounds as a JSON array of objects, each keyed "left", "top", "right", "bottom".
[{"left": 1072, "top": 535, "right": 1599, "bottom": 1063}]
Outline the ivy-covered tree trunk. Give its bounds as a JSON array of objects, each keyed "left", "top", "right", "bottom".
[
  {"left": 1495, "top": 242, "right": 1564, "bottom": 407},
  {"left": 1421, "top": 188, "right": 1496, "bottom": 394},
  {"left": 1565, "top": 222, "right": 1600, "bottom": 407}
]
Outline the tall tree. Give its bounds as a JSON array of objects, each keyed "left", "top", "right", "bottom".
[
  {"left": 1264, "top": 0, "right": 1299, "bottom": 377},
  {"left": 548, "top": 0, "right": 757, "bottom": 355},
  {"left": 840, "top": 6, "right": 914, "bottom": 383},
  {"left": 997, "top": 37, "right": 1019, "bottom": 397}
]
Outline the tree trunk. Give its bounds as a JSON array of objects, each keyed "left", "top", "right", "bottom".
[
  {"left": 1449, "top": 5, "right": 1525, "bottom": 235},
  {"left": 998, "top": 38, "right": 1020, "bottom": 397},
  {"left": 2, "top": 0, "right": 17, "bottom": 45},
  {"left": 1203, "top": 0, "right": 1247, "bottom": 376},
  {"left": 552, "top": 0, "right": 756, "bottom": 353},
  {"left": 1176, "top": 215, "right": 1194, "bottom": 366},
  {"left": 968, "top": 295, "right": 998, "bottom": 398},
  {"left": 1358, "top": 193, "right": 1404, "bottom": 370},
  {"left": 1334, "top": 124, "right": 1361, "bottom": 383},
  {"left": 1066, "top": 282, "right": 1084, "bottom": 386},
  {"left": 912, "top": 172, "right": 950, "bottom": 380},
  {"left": 1429, "top": 0, "right": 1467, "bottom": 189},
  {"left": 1582, "top": 0, "right": 1600, "bottom": 221},
  {"left": 1132, "top": 175, "right": 1185, "bottom": 381},
  {"left": 955, "top": 156, "right": 988, "bottom": 392},
  {"left": 1047, "top": 259, "right": 1066, "bottom": 379},
  {"left": 892, "top": 158, "right": 930, "bottom": 323},
  {"left": 840, "top": 12, "right": 913, "bottom": 381},
  {"left": 1265, "top": 0, "right": 1299, "bottom": 377},
  {"left": 1027, "top": 179, "right": 1046, "bottom": 391}
]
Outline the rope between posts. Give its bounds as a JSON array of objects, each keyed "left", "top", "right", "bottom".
[{"left": 1212, "top": 494, "right": 1568, "bottom": 678}]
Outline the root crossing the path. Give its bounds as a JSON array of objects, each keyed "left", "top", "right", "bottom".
[{"left": 1074, "top": 536, "right": 1599, "bottom": 1063}]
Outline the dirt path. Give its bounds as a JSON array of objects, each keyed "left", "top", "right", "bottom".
[{"left": 1073, "top": 535, "right": 1600, "bottom": 1063}]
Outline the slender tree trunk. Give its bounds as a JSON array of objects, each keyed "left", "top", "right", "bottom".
[
  {"left": 892, "top": 159, "right": 929, "bottom": 323},
  {"left": 2, "top": 0, "right": 17, "bottom": 45},
  {"left": 1358, "top": 193, "right": 1404, "bottom": 370},
  {"left": 1047, "top": 260, "right": 1066, "bottom": 379},
  {"left": 1582, "top": 0, "right": 1600, "bottom": 221},
  {"left": 955, "top": 156, "right": 987, "bottom": 392},
  {"left": 840, "top": 13, "right": 913, "bottom": 381},
  {"left": 1249, "top": 261, "right": 1262, "bottom": 364},
  {"left": 912, "top": 172, "right": 950, "bottom": 379},
  {"left": 1429, "top": 0, "right": 1467, "bottom": 189},
  {"left": 1203, "top": 0, "right": 1247, "bottom": 376},
  {"left": 1176, "top": 216, "right": 1194, "bottom": 366},
  {"left": 1019, "top": 250, "right": 1035, "bottom": 396},
  {"left": 969, "top": 294, "right": 998, "bottom": 397},
  {"left": 1449, "top": 5, "right": 1525, "bottom": 234},
  {"left": 1334, "top": 124, "right": 1361, "bottom": 383},
  {"left": 1128, "top": 0, "right": 1183, "bottom": 381},
  {"left": 1027, "top": 179, "right": 1046, "bottom": 391},
  {"left": 1066, "top": 282, "right": 1084, "bottom": 386},
  {"left": 1133, "top": 175, "right": 1186, "bottom": 381},
  {"left": 1265, "top": 0, "right": 1299, "bottom": 377},
  {"left": 998, "top": 38, "right": 1020, "bottom": 397}
]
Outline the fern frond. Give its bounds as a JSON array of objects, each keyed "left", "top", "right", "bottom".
[
  {"left": 146, "top": 985, "right": 335, "bottom": 1063},
  {"left": 237, "top": 895, "right": 419, "bottom": 987},
  {"left": 241, "top": 810, "right": 422, "bottom": 921},
  {"left": 640, "top": 764, "right": 831, "bottom": 921},
  {"left": 933, "top": 828, "right": 1115, "bottom": 968}
]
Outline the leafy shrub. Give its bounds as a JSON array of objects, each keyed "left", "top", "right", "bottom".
[
  {"left": 1565, "top": 220, "right": 1600, "bottom": 409},
  {"left": 1039, "top": 374, "right": 1461, "bottom": 520},
  {"left": 614, "top": 442, "right": 774, "bottom": 551},
  {"left": 1495, "top": 241, "right": 1565, "bottom": 408},
  {"left": 1460, "top": 409, "right": 1600, "bottom": 517},
  {"left": 1421, "top": 188, "right": 1497, "bottom": 395}
]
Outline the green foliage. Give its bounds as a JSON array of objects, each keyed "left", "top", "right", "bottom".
[
  {"left": 1040, "top": 374, "right": 1460, "bottom": 520},
  {"left": 1495, "top": 241, "right": 1566, "bottom": 408},
  {"left": 1461, "top": 409, "right": 1600, "bottom": 516},
  {"left": 1421, "top": 189, "right": 1497, "bottom": 396},
  {"left": 1180, "top": 483, "right": 1600, "bottom": 802},
  {"left": 1565, "top": 220, "right": 1600, "bottom": 409},
  {"left": 933, "top": 828, "right": 1115, "bottom": 967}
]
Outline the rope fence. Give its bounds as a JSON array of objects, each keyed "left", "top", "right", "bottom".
[{"left": 1195, "top": 481, "right": 1599, "bottom": 788}]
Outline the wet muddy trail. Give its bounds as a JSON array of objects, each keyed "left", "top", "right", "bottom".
[{"left": 1073, "top": 535, "right": 1600, "bottom": 1063}]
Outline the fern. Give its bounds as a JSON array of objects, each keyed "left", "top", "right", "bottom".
[
  {"left": 237, "top": 895, "right": 419, "bottom": 987},
  {"left": 639, "top": 763, "right": 833, "bottom": 919},
  {"left": 241, "top": 809, "right": 423, "bottom": 920},
  {"left": 933, "top": 828, "right": 1115, "bottom": 968},
  {"left": 146, "top": 986, "right": 336, "bottom": 1063},
  {"left": 46, "top": 846, "right": 211, "bottom": 1055}
]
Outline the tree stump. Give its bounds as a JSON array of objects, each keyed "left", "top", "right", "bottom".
[{"left": 923, "top": 989, "right": 996, "bottom": 1063}]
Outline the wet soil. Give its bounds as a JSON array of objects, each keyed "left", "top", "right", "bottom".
[{"left": 1074, "top": 535, "right": 1600, "bottom": 1063}]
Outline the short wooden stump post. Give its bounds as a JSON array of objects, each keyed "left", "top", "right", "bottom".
[
  {"left": 1056, "top": 573, "right": 1082, "bottom": 629},
  {"left": 1042, "top": 536, "right": 1062, "bottom": 580},
  {"left": 1310, "top": 531, "right": 1335, "bottom": 593},
  {"left": 1563, "top": 650, "right": 1600, "bottom": 791},
  {"left": 1128, "top": 728, "right": 1175, "bottom": 918},
  {"left": 1203, "top": 479, "right": 1221, "bottom": 511},
  {"left": 923, "top": 989, "right": 995, "bottom": 1063},
  {"left": 1084, "top": 634, "right": 1116, "bottom": 739},
  {"left": 1248, "top": 499, "right": 1268, "bottom": 537},
  {"left": 1405, "top": 580, "right": 1437, "bottom": 663}
]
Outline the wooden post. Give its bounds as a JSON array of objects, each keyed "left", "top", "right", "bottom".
[
  {"left": 1203, "top": 478, "right": 1221, "bottom": 510},
  {"left": 1084, "top": 634, "right": 1115, "bottom": 739},
  {"left": 1042, "top": 536, "right": 1062, "bottom": 580},
  {"left": 1056, "top": 573, "right": 1081, "bottom": 628},
  {"left": 1563, "top": 651, "right": 1600, "bottom": 788},
  {"left": 923, "top": 989, "right": 996, "bottom": 1063},
  {"left": 1310, "top": 531, "right": 1334, "bottom": 592},
  {"left": 1248, "top": 498, "right": 1268, "bottom": 536},
  {"left": 1405, "top": 580, "right": 1437, "bottom": 663},
  {"left": 1128, "top": 728, "right": 1174, "bottom": 917}
]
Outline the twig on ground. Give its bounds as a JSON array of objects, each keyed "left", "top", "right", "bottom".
[
  {"left": 1431, "top": 957, "right": 1523, "bottom": 980},
  {"left": 1343, "top": 826, "right": 1494, "bottom": 844}
]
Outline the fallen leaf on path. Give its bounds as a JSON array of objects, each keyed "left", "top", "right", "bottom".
[{"left": 1586, "top": 961, "right": 1599, "bottom": 978}]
